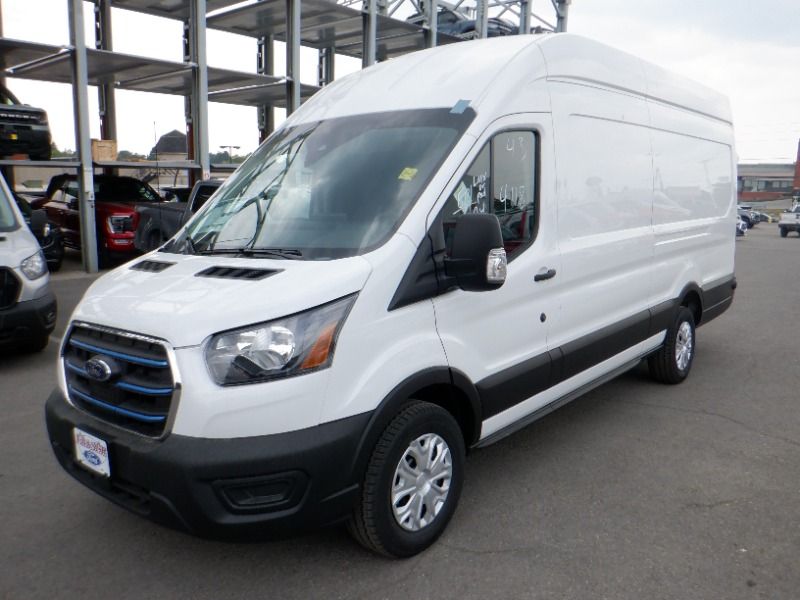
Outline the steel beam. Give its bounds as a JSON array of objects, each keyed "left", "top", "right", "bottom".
[
  {"left": 318, "top": 46, "right": 335, "bottom": 86},
  {"left": 423, "top": 0, "right": 438, "bottom": 48},
  {"left": 68, "top": 0, "right": 98, "bottom": 273},
  {"left": 475, "top": 0, "right": 488, "bottom": 39},
  {"left": 519, "top": 0, "right": 531, "bottom": 34},
  {"left": 286, "top": 0, "right": 301, "bottom": 113},
  {"left": 189, "top": 0, "right": 210, "bottom": 179},
  {"left": 555, "top": 0, "right": 570, "bottom": 32},
  {"left": 362, "top": 0, "right": 377, "bottom": 67},
  {"left": 94, "top": 0, "right": 117, "bottom": 143},
  {"left": 257, "top": 35, "right": 275, "bottom": 142}
]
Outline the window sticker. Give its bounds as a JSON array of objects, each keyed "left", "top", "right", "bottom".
[
  {"left": 454, "top": 181, "right": 472, "bottom": 214},
  {"left": 398, "top": 167, "right": 419, "bottom": 181}
]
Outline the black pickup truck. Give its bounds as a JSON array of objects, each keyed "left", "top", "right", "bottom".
[{"left": 135, "top": 179, "right": 221, "bottom": 252}]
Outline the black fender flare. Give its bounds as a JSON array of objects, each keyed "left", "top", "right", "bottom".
[{"left": 346, "top": 367, "right": 482, "bottom": 484}]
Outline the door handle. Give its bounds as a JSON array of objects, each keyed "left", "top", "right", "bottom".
[{"left": 534, "top": 268, "right": 557, "bottom": 282}]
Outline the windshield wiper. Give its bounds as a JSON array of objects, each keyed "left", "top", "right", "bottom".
[{"left": 198, "top": 247, "right": 303, "bottom": 259}]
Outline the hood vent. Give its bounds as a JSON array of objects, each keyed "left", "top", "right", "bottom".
[
  {"left": 130, "top": 260, "right": 175, "bottom": 273},
  {"left": 195, "top": 266, "right": 280, "bottom": 280}
]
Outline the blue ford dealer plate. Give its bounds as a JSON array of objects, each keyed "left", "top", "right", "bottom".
[{"left": 73, "top": 428, "right": 110, "bottom": 477}]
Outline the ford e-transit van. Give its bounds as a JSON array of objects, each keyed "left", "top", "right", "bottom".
[
  {"left": 45, "top": 34, "right": 736, "bottom": 557},
  {"left": 0, "top": 175, "right": 57, "bottom": 352}
]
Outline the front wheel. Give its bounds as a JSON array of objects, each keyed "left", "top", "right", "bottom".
[
  {"left": 780, "top": 227, "right": 788, "bottom": 238},
  {"left": 348, "top": 401, "right": 465, "bottom": 558},
  {"left": 648, "top": 306, "right": 696, "bottom": 384}
]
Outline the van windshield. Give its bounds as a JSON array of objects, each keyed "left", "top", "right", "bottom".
[
  {"left": 171, "top": 108, "right": 474, "bottom": 260},
  {"left": 0, "top": 184, "right": 18, "bottom": 232}
]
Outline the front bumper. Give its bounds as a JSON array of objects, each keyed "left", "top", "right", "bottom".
[
  {"left": 0, "top": 291, "right": 57, "bottom": 345},
  {"left": 45, "top": 390, "right": 371, "bottom": 540}
]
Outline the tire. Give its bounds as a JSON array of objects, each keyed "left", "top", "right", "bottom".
[
  {"left": 23, "top": 335, "right": 49, "bottom": 353},
  {"left": 347, "top": 401, "right": 465, "bottom": 558},
  {"left": 780, "top": 227, "right": 788, "bottom": 238},
  {"left": 741, "top": 217, "right": 751, "bottom": 229},
  {"left": 145, "top": 230, "right": 163, "bottom": 252},
  {"left": 648, "top": 306, "right": 696, "bottom": 384}
]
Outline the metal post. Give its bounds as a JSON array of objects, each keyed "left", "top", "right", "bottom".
[
  {"left": 257, "top": 35, "right": 275, "bottom": 142},
  {"left": 475, "top": 0, "right": 488, "bottom": 39},
  {"left": 94, "top": 0, "right": 117, "bottom": 143},
  {"left": 286, "top": 0, "right": 301, "bottom": 114},
  {"left": 555, "top": 0, "right": 570, "bottom": 32},
  {"left": 519, "top": 0, "right": 531, "bottom": 34},
  {"left": 68, "top": 0, "right": 98, "bottom": 273},
  {"left": 423, "top": 0, "right": 437, "bottom": 48},
  {"left": 318, "top": 46, "right": 335, "bottom": 87},
  {"left": 362, "top": 0, "right": 377, "bottom": 67},
  {"left": 189, "top": 0, "right": 210, "bottom": 179},
  {"left": 0, "top": 3, "right": 5, "bottom": 89}
]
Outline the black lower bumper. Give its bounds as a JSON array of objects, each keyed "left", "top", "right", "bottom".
[
  {"left": 45, "top": 390, "right": 372, "bottom": 540},
  {"left": 0, "top": 291, "right": 57, "bottom": 345}
]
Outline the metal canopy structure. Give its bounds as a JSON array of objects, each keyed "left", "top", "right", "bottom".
[
  {"left": 0, "top": 38, "right": 317, "bottom": 107},
  {"left": 0, "top": 0, "right": 569, "bottom": 273},
  {"left": 207, "top": 0, "right": 462, "bottom": 60}
]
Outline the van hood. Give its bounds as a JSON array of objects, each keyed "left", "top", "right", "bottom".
[
  {"left": 73, "top": 253, "right": 373, "bottom": 347},
  {"left": 0, "top": 225, "right": 41, "bottom": 268}
]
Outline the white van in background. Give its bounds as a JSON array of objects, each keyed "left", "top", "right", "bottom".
[
  {"left": 45, "top": 34, "right": 736, "bottom": 557},
  {"left": 0, "top": 174, "right": 57, "bottom": 352}
]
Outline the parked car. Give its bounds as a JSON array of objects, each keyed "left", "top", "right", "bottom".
[
  {"left": 778, "top": 205, "right": 800, "bottom": 237},
  {"left": 736, "top": 215, "right": 747, "bottom": 237},
  {"left": 40, "top": 174, "right": 163, "bottom": 266},
  {"left": 0, "top": 84, "right": 51, "bottom": 161},
  {"left": 407, "top": 6, "right": 517, "bottom": 38},
  {"left": 161, "top": 186, "right": 193, "bottom": 203},
  {"left": 737, "top": 205, "right": 758, "bottom": 228},
  {"left": 135, "top": 179, "right": 221, "bottom": 252},
  {"left": 14, "top": 193, "right": 64, "bottom": 271},
  {"left": 756, "top": 211, "right": 773, "bottom": 223},
  {"left": 45, "top": 35, "right": 737, "bottom": 558},
  {"left": 0, "top": 174, "right": 57, "bottom": 352}
]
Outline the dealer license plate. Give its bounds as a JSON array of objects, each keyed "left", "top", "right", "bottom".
[{"left": 73, "top": 428, "right": 110, "bottom": 477}]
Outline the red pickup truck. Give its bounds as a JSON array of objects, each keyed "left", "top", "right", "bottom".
[{"left": 38, "top": 175, "right": 163, "bottom": 266}]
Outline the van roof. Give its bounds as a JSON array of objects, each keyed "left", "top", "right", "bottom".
[{"left": 289, "top": 33, "right": 731, "bottom": 126}]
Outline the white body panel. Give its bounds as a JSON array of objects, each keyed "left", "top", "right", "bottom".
[{"left": 62, "top": 34, "right": 735, "bottom": 443}]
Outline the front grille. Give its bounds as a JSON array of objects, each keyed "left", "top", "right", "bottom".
[
  {"left": 0, "top": 111, "right": 43, "bottom": 124},
  {"left": 63, "top": 324, "right": 176, "bottom": 437},
  {"left": 0, "top": 268, "right": 20, "bottom": 309}
]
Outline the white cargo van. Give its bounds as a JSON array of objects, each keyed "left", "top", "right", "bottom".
[
  {"left": 46, "top": 34, "right": 736, "bottom": 557},
  {"left": 0, "top": 174, "right": 57, "bottom": 351}
]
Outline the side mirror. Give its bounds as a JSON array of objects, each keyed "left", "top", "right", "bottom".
[
  {"left": 445, "top": 213, "right": 507, "bottom": 292},
  {"left": 30, "top": 210, "right": 47, "bottom": 238}
]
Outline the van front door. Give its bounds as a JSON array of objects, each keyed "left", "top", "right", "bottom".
[{"left": 431, "top": 116, "right": 560, "bottom": 441}]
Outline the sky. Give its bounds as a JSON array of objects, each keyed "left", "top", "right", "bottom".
[{"left": 2, "top": 0, "right": 799, "bottom": 163}]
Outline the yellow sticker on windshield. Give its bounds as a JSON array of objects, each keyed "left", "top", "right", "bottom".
[{"left": 398, "top": 167, "right": 418, "bottom": 181}]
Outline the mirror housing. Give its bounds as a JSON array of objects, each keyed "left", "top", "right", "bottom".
[
  {"left": 30, "top": 209, "right": 48, "bottom": 238},
  {"left": 444, "top": 213, "right": 507, "bottom": 292}
]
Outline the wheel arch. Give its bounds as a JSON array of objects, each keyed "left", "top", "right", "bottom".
[
  {"left": 347, "top": 367, "right": 481, "bottom": 483},
  {"left": 678, "top": 283, "right": 703, "bottom": 325}
]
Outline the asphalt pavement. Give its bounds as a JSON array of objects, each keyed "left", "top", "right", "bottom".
[{"left": 1, "top": 226, "right": 798, "bottom": 599}]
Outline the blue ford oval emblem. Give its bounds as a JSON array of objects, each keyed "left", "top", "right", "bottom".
[
  {"left": 83, "top": 450, "right": 102, "bottom": 466},
  {"left": 85, "top": 356, "right": 113, "bottom": 382}
]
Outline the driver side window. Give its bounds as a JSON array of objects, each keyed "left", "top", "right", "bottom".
[{"left": 440, "top": 130, "right": 538, "bottom": 259}]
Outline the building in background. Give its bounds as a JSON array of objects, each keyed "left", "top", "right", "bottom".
[{"left": 737, "top": 163, "right": 795, "bottom": 202}]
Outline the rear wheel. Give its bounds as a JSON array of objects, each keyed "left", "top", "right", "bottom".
[
  {"left": 348, "top": 401, "right": 465, "bottom": 558},
  {"left": 648, "top": 306, "right": 695, "bottom": 384}
]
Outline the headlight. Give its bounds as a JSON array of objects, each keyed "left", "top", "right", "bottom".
[
  {"left": 20, "top": 250, "right": 47, "bottom": 280},
  {"left": 107, "top": 215, "right": 134, "bottom": 233},
  {"left": 205, "top": 294, "right": 356, "bottom": 385}
]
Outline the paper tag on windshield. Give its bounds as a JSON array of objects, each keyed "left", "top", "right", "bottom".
[
  {"left": 398, "top": 167, "right": 418, "bottom": 181},
  {"left": 455, "top": 181, "right": 472, "bottom": 214}
]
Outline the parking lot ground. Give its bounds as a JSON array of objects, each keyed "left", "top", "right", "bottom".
[{"left": 1, "top": 225, "right": 799, "bottom": 600}]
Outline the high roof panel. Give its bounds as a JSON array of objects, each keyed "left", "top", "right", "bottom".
[{"left": 110, "top": 0, "right": 243, "bottom": 20}]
